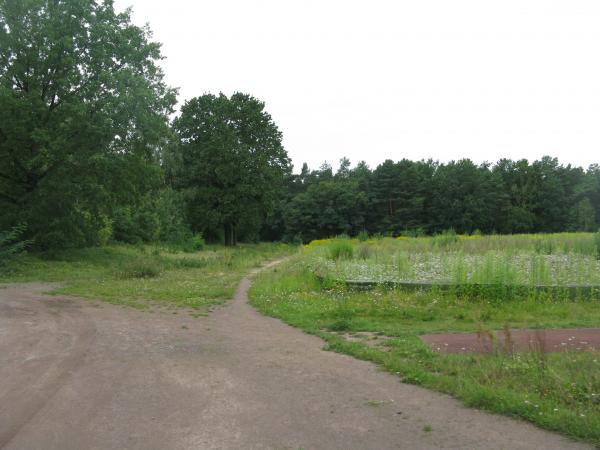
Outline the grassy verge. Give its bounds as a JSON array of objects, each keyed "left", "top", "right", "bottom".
[
  {"left": 0, "top": 242, "right": 294, "bottom": 310},
  {"left": 249, "top": 258, "right": 600, "bottom": 446}
]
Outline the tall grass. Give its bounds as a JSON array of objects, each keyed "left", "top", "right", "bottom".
[
  {"left": 328, "top": 238, "right": 353, "bottom": 260},
  {"left": 304, "top": 233, "right": 600, "bottom": 290}
]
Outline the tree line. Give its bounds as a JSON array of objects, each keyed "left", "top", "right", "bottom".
[
  {"left": 1, "top": 0, "right": 598, "bottom": 250},
  {"left": 266, "top": 157, "right": 600, "bottom": 243}
]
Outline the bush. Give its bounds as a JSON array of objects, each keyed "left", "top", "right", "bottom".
[
  {"left": 328, "top": 238, "right": 353, "bottom": 260},
  {"left": 177, "top": 233, "right": 205, "bottom": 253},
  {"left": 118, "top": 257, "right": 163, "bottom": 279},
  {"left": 0, "top": 224, "right": 31, "bottom": 268},
  {"left": 328, "top": 317, "right": 353, "bottom": 331},
  {"left": 357, "top": 230, "right": 369, "bottom": 242}
]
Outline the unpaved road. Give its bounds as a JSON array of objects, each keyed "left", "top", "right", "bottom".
[{"left": 0, "top": 268, "right": 591, "bottom": 449}]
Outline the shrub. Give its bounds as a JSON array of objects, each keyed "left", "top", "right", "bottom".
[
  {"left": 357, "top": 230, "right": 369, "bottom": 242},
  {"left": 118, "top": 257, "right": 163, "bottom": 279},
  {"left": 190, "top": 233, "right": 205, "bottom": 251},
  {"left": 0, "top": 224, "right": 31, "bottom": 268},
  {"left": 328, "top": 238, "right": 353, "bottom": 260},
  {"left": 328, "top": 317, "right": 352, "bottom": 331}
]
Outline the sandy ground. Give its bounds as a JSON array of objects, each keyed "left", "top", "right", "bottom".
[{"left": 0, "top": 265, "right": 592, "bottom": 449}]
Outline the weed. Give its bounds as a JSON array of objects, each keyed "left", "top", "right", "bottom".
[
  {"left": 356, "top": 243, "right": 373, "bottom": 260},
  {"left": 366, "top": 399, "right": 386, "bottom": 407}
]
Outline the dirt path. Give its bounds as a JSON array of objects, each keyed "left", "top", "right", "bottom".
[{"left": 0, "top": 268, "right": 591, "bottom": 449}]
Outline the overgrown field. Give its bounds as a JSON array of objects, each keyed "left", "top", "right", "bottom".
[
  {"left": 249, "top": 233, "right": 600, "bottom": 445},
  {"left": 309, "top": 232, "right": 600, "bottom": 290},
  {"left": 0, "top": 243, "right": 293, "bottom": 310}
]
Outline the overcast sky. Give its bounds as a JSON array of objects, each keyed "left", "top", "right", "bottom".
[{"left": 115, "top": 0, "right": 600, "bottom": 173}]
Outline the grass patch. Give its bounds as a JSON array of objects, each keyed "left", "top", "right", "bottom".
[
  {"left": 249, "top": 257, "right": 600, "bottom": 446},
  {"left": 1, "top": 242, "right": 294, "bottom": 309},
  {"left": 118, "top": 257, "right": 163, "bottom": 279}
]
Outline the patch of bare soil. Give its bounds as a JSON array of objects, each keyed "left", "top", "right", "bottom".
[
  {"left": 421, "top": 328, "right": 600, "bottom": 354},
  {"left": 0, "top": 271, "right": 591, "bottom": 449},
  {"left": 336, "top": 331, "right": 393, "bottom": 351}
]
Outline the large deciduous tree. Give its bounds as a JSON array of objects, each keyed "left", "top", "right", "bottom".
[
  {"left": 173, "top": 93, "right": 291, "bottom": 245},
  {"left": 0, "top": 0, "right": 176, "bottom": 248}
]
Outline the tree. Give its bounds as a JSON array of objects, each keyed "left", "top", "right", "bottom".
[
  {"left": 173, "top": 93, "right": 291, "bottom": 245},
  {"left": 283, "top": 180, "right": 367, "bottom": 242},
  {"left": 0, "top": 0, "right": 176, "bottom": 248}
]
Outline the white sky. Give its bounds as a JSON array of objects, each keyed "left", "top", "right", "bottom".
[{"left": 115, "top": 0, "right": 600, "bottom": 172}]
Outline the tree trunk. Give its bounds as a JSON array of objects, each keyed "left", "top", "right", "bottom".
[
  {"left": 224, "top": 223, "right": 232, "bottom": 246},
  {"left": 224, "top": 222, "right": 237, "bottom": 246}
]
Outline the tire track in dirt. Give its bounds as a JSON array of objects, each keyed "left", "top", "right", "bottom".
[{"left": 0, "top": 286, "right": 96, "bottom": 448}]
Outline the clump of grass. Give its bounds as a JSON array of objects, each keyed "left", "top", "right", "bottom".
[
  {"left": 170, "top": 257, "right": 208, "bottom": 269},
  {"left": 329, "top": 238, "right": 354, "bottom": 260},
  {"left": 534, "top": 238, "right": 556, "bottom": 255},
  {"left": 328, "top": 317, "right": 353, "bottom": 331},
  {"left": 529, "top": 254, "right": 551, "bottom": 286},
  {"left": 118, "top": 257, "right": 163, "bottom": 279},
  {"left": 432, "top": 229, "right": 459, "bottom": 248},
  {"left": 395, "top": 251, "right": 412, "bottom": 278},
  {"left": 355, "top": 243, "right": 373, "bottom": 260},
  {"left": 595, "top": 229, "right": 600, "bottom": 259}
]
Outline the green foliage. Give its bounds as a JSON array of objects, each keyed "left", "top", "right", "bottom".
[
  {"left": 270, "top": 157, "right": 600, "bottom": 242},
  {"left": 432, "top": 229, "right": 459, "bottom": 248},
  {"left": 1, "top": 243, "right": 294, "bottom": 309},
  {"left": 0, "top": 224, "right": 30, "bottom": 268},
  {"left": 328, "top": 238, "right": 353, "bottom": 260},
  {"left": 249, "top": 258, "right": 600, "bottom": 445},
  {"left": 0, "top": 0, "right": 176, "bottom": 249},
  {"left": 172, "top": 92, "right": 291, "bottom": 246},
  {"left": 357, "top": 230, "right": 370, "bottom": 242},
  {"left": 595, "top": 229, "right": 600, "bottom": 258},
  {"left": 118, "top": 257, "right": 163, "bottom": 279},
  {"left": 356, "top": 243, "right": 374, "bottom": 260},
  {"left": 189, "top": 234, "right": 206, "bottom": 251}
]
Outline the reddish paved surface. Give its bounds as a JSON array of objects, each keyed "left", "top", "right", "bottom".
[{"left": 421, "top": 328, "right": 600, "bottom": 354}]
